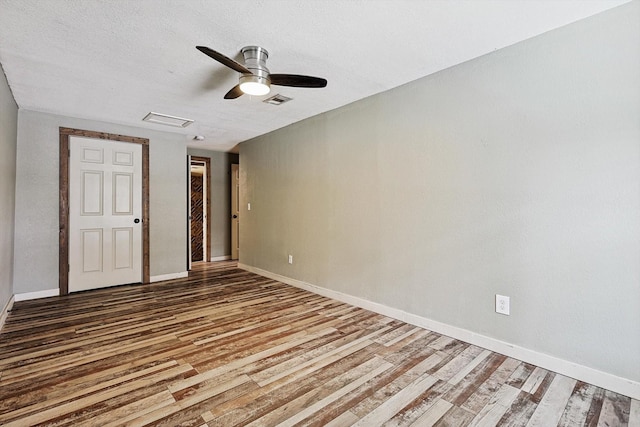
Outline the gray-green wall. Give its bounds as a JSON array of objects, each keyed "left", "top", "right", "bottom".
[
  {"left": 0, "top": 63, "right": 18, "bottom": 312},
  {"left": 240, "top": 2, "right": 640, "bottom": 386},
  {"left": 187, "top": 148, "right": 238, "bottom": 259},
  {"left": 13, "top": 110, "right": 188, "bottom": 293}
]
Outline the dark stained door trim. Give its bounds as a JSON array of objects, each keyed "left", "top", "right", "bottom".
[
  {"left": 59, "top": 127, "right": 150, "bottom": 295},
  {"left": 190, "top": 156, "right": 212, "bottom": 262}
]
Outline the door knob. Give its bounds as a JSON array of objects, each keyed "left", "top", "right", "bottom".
[
  {"left": 134, "top": 218, "right": 141, "bottom": 223},
  {"left": 232, "top": 214, "right": 238, "bottom": 219}
]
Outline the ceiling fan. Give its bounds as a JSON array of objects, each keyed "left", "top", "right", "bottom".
[{"left": 196, "top": 45, "right": 327, "bottom": 99}]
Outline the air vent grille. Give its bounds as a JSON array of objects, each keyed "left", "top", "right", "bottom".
[
  {"left": 142, "top": 112, "right": 194, "bottom": 128},
  {"left": 263, "top": 94, "right": 292, "bottom": 105}
]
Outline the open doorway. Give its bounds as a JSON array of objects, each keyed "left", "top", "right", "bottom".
[{"left": 188, "top": 156, "right": 211, "bottom": 268}]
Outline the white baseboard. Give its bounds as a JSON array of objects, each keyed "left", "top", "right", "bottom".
[
  {"left": 210, "top": 255, "right": 231, "bottom": 262},
  {"left": 14, "top": 288, "right": 60, "bottom": 302},
  {"left": 239, "top": 263, "right": 640, "bottom": 400},
  {"left": 0, "top": 295, "right": 15, "bottom": 331},
  {"left": 150, "top": 271, "right": 189, "bottom": 283}
]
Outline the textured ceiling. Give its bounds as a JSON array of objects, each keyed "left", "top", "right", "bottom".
[{"left": 0, "top": 0, "right": 630, "bottom": 152}]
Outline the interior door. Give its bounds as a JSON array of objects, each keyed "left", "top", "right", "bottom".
[
  {"left": 69, "top": 136, "right": 143, "bottom": 292},
  {"left": 231, "top": 163, "right": 239, "bottom": 260},
  {"left": 187, "top": 155, "right": 192, "bottom": 270}
]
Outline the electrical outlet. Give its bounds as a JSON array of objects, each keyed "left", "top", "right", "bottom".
[
  {"left": 496, "top": 294, "right": 510, "bottom": 315},
  {"left": 248, "top": 203, "right": 251, "bottom": 211},
  {"left": 288, "top": 254, "right": 293, "bottom": 264}
]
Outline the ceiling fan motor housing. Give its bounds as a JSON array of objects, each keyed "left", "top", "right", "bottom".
[{"left": 241, "top": 46, "right": 270, "bottom": 85}]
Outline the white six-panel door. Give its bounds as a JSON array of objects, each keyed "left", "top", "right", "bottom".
[
  {"left": 231, "top": 163, "right": 239, "bottom": 260},
  {"left": 69, "top": 136, "right": 142, "bottom": 292}
]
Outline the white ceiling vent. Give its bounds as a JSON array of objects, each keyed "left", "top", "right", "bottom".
[
  {"left": 143, "top": 112, "right": 194, "bottom": 128},
  {"left": 263, "top": 94, "right": 292, "bottom": 106}
]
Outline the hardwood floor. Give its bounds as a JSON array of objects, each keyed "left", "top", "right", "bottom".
[{"left": 1, "top": 261, "right": 637, "bottom": 426}]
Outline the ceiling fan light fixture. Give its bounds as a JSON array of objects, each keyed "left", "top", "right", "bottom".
[
  {"left": 239, "top": 74, "right": 270, "bottom": 96},
  {"left": 197, "top": 45, "right": 326, "bottom": 100}
]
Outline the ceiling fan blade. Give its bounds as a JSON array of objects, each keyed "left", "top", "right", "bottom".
[
  {"left": 196, "top": 46, "right": 251, "bottom": 74},
  {"left": 270, "top": 74, "right": 327, "bottom": 88},
  {"left": 224, "top": 85, "right": 244, "bottom": 99}
]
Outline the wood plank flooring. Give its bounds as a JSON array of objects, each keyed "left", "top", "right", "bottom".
[{"left": 1, "top": 261, "right": 637, "bottom": 426}]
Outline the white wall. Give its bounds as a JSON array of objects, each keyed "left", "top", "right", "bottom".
[
  {"left": 240, "top": 2, "right": 640, "bottom": 392},
  {"left": 0, "top": 63, "right": 18, "bottom": 313},
  {"left": 13, "top": 110, "right": 188, "bottom": 294},
  {"left": 187, "top": 148, "right": 238, "bottom": 259}
]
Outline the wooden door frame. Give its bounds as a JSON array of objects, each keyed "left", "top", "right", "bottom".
[
  {"left": 190, "top": 156, "right": 211, "bottom": 263},
  {"left": 59, "top": 127, "right": 150, "bottom": 295}
]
